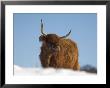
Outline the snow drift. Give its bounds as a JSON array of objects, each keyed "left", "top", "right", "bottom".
[{"left": 14, "top": 65, "right": 96, "bottom": 76}]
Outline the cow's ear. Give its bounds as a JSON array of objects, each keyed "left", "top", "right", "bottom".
[{"left": 39, "top": 35, "right": 46, "bottom": 41}]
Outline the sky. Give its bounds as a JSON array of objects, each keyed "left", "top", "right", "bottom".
[{"left": 14, "top": 13, "right": 97, "bottom": 68}]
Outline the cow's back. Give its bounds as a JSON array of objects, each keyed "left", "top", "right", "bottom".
[{"left": 58, "top": 39, "right": 80, "bottom": 70}]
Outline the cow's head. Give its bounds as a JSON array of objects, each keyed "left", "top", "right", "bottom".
[{"left": 39, "top": 19, "right": 71, "bottom": 52}]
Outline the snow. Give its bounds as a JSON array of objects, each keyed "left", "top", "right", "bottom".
[{"left": 14, "top": 65, "right": 96, "bottom": 76}]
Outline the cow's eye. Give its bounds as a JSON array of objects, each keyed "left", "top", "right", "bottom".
[{"left": 56, "top": 45, "right": 60, "bottom": 51}]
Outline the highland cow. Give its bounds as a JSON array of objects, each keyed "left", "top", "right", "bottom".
[{"left": 39, "top": 19, "right": 80, "bottom": 70}]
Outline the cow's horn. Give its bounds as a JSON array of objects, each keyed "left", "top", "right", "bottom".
[
  {"left": 41, "top": 19, "right": 46, "bottom": 36},
  {"left": 61, "top": 30, "right": 71, "bottom": 38}
]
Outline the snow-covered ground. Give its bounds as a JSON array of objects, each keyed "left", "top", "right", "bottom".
[{"left": 14, "top": 65, "right": 96, "bottom": 76}]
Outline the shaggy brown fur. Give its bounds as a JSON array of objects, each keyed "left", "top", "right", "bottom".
[{"left": 39, "top": 34, "right": 80, "bottom": 70}]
